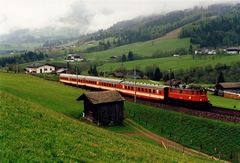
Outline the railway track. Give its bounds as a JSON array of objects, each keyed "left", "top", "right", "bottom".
[{"left": 125, "top": 97, "right": 240, "bottom": 123}]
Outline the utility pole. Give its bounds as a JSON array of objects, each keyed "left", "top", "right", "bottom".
[
  {"left": 76, "top": 62, "right": 78, "bottom": 87},
  {"left": 134, "top": 67, "right": 137, "bottom": 103}
]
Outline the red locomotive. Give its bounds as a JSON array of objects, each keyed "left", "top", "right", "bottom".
[{"left": 59, "top": 74, "right": 210, "bottom": 109}]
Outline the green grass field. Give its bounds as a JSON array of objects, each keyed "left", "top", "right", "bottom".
[
  {"left": 0, "top": 43, "right": 41, "bottom": 51},
  {"left": 0, "top": 72, "right": 83, "bottom": 118},
  {"left": 1, "top": 93, "right": 216, "bottom": 162},
  {"left": 0, "top": 72, "right": 216, "bottom": 162},
  {"left": 208, "top": 92, "right": 240, "bottom": 110},
  {"left": 125, "top": 102, "right": 240, "bottom": 161},
  {"left": 97, "top": 54, "right": 240, "bottom": 72},
  {"left": 85, "top": 38, "right": 192, "bottom": 61}
]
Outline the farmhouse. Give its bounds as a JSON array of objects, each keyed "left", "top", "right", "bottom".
[
  {"left": 25, "top": 64, "right": 56, "bottom": 74},
  {"left": 77, "top": 91, "right": 125, "bottom": 126},
  {"left": 195, "top": 49, "right": 216, "bottom": 55},
  {"left": 226, "top": 47, "right": 240, "bottom": 54},
  {"left": 65, "top": 54, "right": 84, "bottom": 62}
]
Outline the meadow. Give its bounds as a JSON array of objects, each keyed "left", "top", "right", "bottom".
[
  {"left": 0, "top": 72, "right": 217, "bottom": 162},
  {"left": 208, "top": 92, "right": 240, "bottom": 110},
  {"left": 125, "top": 102, "right": 240, "bottom": 161},
  {"left": 85, "top": 38, "right": 191, "bottom": 61},
  {"left": 97, "top": 54, "right": 240, "bottom": 72},
  {"left": 1, "top": 92, "right": 216, "bottom": 162}
]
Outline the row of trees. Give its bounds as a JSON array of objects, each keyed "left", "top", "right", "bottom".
[
  {"left": 85, "top": 60, "right": 239, "bottom": 85},
  {"left": 121, "top": 51, "right": 135, "bottom": 62},
  {"left": 0, "top": 51, "right": 48, "bottom": 67},
  {"left": 173, "top": 62, "right": 240, "bottom": 84},
  {"left": 180, "top": 6, "right": 240, "bottom": 47},
  {"left": 88, "top": 65, "right": 98, "bottom": 76}
]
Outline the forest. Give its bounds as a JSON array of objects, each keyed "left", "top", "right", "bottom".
[
  {"left": 180, "top": 5, "right": 240, "bottom": 47},
  {"left": 0, "top": 51, "right": 48, "bottom": 67}
]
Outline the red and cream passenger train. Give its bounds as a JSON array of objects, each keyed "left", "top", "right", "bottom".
[{"left": 59, "top": 74, "right": 211, "bottom": 109}]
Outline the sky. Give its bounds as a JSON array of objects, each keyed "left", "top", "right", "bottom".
[{"left": 0, "top": 0, "right": 238, "bottom": 35}]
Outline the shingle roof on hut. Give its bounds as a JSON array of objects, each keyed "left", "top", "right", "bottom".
[
  {"left": 77, "top": 91, "right": 125, "bottom": 104},
  {"left": 216, "top": 82, "right": 240, "bottom": 89}
]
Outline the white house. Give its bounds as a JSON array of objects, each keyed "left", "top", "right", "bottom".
[
  {"left": 226, "top": 48, "right": 240, "bottom": 54},
  {"left": 25, "top": 64, "right": 56, "bottom": 74},
  {"left": 65, "top": 54, "right": 84, "bottom": 62}
]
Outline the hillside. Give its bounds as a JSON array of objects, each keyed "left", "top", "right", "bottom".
[
  {"left": 1, "top": 92, "right": 213, "bottom": 162},
  {"left": 86, "top": 37, "right": 191, "bottom": 61},
  {"left": 0, "top": 72, "right": 216, "bottom": 162},
  {"left": 180, "top": 5, "right": 240, "bottom": 47},
  {"left": 97, "top": 54, "right": 240, "bottom": 72},
  {"left": 88, "top": 3, "right": 235, "bottom": 46}
]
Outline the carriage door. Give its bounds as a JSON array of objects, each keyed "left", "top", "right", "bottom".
[{"left": 164, "top": 87, "right": 169, "bottom": 100}]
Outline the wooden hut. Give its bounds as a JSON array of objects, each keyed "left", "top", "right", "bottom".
[{"left": 77, "top": 91, "right": 125, "bottom": 126}]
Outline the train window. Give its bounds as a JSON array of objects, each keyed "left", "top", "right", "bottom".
[
  {"left": 170, "top": 88, "right": 172, "bottom": 92},
  {"left": 159, "top": 91, "right": 161, "bottom": 94},
  {"left": 141, "top": 88, "right": 144, "bottom": 92},
  {"left": 145, "top": 89, "right": 148, "bottom": 93},
  {"left": 149, "top": 89, "right": 152, "bottom": 93},
  {"left": 192, "top": 91, "right": 194, "bottom": 95},
  {"left": 180, "top": 90, "right": 182, "bottom": 94},
  {"left": 138, "top": 88, "right": 140, "bottom": 91},
  {"left": 153, "top": 90, "right": 156, "bottom": 94}
]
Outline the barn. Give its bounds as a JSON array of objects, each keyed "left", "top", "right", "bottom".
[
  {"left": 77, "top": 91, "right": 125, "bottom": 126},
  {"left": 215, "top": 82, "right": 240, "bottom": 94},
  {"left": 215, "top": 82, "right": 240, "bottom": 100}
]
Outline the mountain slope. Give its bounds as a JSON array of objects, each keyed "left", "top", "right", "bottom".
[{"left": 180, "top": 4, "right": 240, "bottom": 47}]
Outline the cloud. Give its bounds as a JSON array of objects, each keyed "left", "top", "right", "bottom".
[
  {"left": 0, "top": 0, "right": 238, "bottom": 35},
  {"left": 59, "top": 1, "right": 95, "bottom": 34}
]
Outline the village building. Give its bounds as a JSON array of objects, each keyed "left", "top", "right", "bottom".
[
  {"left": 195, "top": 49, "right": 216, "bottom": 55},
  {"left": 65, "top": 54, "right": 84, "bottom": 62},
  {"left": 25, "top": 64, "right": 56, "bottom": 74},
  {"left": 77, "top": 91, "right": 125, "bottom": 126},
  {"left": 215, "top": 82, "right": 240, "bottom": 100},
  {"left": 56, "top": 68, "right": 68, "bottom": 74},
  {"left": 215, "top": 82, "right": 240, "bottom": 94},
  {"left": 225, "top": 47, "right": 240, "bottom": 54}
]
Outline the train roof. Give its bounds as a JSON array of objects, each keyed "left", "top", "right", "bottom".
[
  {"left": 60, "top": 74, "right": 122, "bottom": 84},
  {"left": 121, "top": 81, "right": 165, "bottom": 89},
  {"left": 60, "top": 74, "right": 166, "bottom": 89}
]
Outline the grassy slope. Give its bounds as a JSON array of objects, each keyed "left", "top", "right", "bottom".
[
  {"left": 125, "top": 102, "right": 240, "bottom": 161},
  {"left": 1, "top": 93, "right": 214, "bottom": 162},
  {"left": 208, "top": 92, "right": 240, "bottom": 110},
  {"left": 0, "top": 73, "right": 215, "bottom": 162},
  {"left": 85, "top": 38, "right": 191, "bottom": 61},
  {"left": 98, "top": 54, "right": 240, "bottom": 72},
  {"left": 0, "top": 73, "right": 83, "bottom": 118}
]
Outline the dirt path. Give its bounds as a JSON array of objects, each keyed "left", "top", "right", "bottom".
[{"left": 125, "top": 118, "right": 228, "bottom": 162}]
